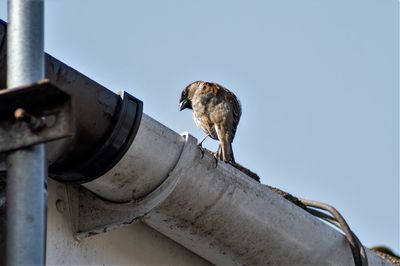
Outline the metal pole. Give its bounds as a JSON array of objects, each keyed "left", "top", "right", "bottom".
[{"left": 6, "top": 0, "right": 46, "bottom": 265}]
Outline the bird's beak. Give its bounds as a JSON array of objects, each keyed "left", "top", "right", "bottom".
[{"left": 179, "top": 99, "right": 190, "bottom": 111}]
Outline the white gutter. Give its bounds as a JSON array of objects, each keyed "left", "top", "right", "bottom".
[{"left": 83, "top": 114, "right": 392, "bottom": 266}]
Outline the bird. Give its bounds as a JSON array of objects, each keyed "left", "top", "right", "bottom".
[{"left": 179, "top": 81, "right": 241, "bottom": 163}]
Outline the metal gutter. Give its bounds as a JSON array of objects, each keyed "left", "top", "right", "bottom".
[{"left": 83, "top": 118, "right": 392, "bottom": 266}]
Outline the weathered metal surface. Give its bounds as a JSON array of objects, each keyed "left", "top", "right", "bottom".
[
  {"left": 68, "top": 133, "right": 194, "bottom": 238},
  {"left": 0, "top": 80, "right": 73, "bottom": 153},
  {"left": 67, "top": 152, "right": 182, "bottom": 238},
  {"left": 84, "top": 120, "right": 392, "bottom": 265},
  {"left": 142, "top": 134, "right": 390, "bottom": 266},
  {"left": 46, "top": 180, "right": 212, "bottom": 265},
  {"left": 83, "top": 113, "right": 185, "bottom": 201},
  {"left": 0, "top": 80, "right": 69, "bottom": 112}
]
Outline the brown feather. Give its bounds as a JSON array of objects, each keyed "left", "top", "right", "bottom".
[{"left": 180, "top": 81, "right": 241, "bottom": 163}]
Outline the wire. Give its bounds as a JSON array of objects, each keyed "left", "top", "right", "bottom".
[{"left": 299, "top": 198, "right": 368, "bottom": 266}]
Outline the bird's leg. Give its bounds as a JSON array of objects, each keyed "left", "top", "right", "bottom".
[
  {"left": 212, "top": 144, "right": 221, "bottom": 168},
  {"left": 197, "top": 134, "right": 210, "bottom": 146},
  {"left": 197, "top": 134, "right": 210, "bottom": 158},
  {"left": 218, "top": 145, "right": 223, "bottom": 160},
  {"left": 213, "top": 144, "right": 221, "bottom": 159}
]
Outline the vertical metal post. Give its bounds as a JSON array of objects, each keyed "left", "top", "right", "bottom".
[{"left": 6, "top": 0, "right": 46, "bottom": 265}]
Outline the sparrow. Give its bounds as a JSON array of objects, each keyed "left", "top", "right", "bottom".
[{"left": 179, "top": 81, "right": 241, "bottom": 163}]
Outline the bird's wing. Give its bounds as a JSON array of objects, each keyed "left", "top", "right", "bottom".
[{"left": 212, "top": 83, "right": 242, "bottom": 142}]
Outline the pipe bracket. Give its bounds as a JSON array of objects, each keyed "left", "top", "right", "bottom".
[
  {"left": 67, "top": 133, "right": 197, "bottom": 238},
  {"left": 0, "top": 79, "right": 73, "bottom": 153}
]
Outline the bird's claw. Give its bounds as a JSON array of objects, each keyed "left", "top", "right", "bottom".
[
  {"left": 197, "top": 145, "right": 205, "bottom": 158},
  {"left": 212, "top": 152, "right": 219, "bottom": 168}
]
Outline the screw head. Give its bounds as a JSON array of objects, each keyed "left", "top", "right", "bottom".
[{"left": 55, "top": 199, "right": 67, "bottom": 213}]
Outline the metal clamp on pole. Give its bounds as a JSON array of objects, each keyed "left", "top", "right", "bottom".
[{"left": 0, "top": 80, "right": 73, "bottom": 153}]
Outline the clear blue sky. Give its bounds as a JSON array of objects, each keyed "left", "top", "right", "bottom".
[{"left": 1, "top": 0, "right": 398, "bottom": 254}]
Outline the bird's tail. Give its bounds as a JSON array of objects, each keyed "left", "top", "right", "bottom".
[{"left": 221, "top": 140, "right": 235, "bottom": 163}]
